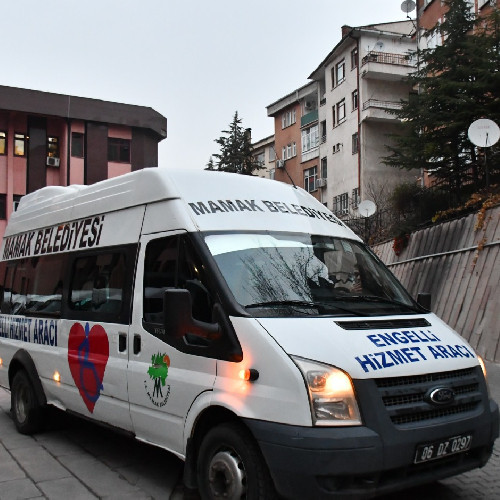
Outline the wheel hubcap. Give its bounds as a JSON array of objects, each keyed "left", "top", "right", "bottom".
[
  {"left": 15, "top": 384, "right": 29, "bottom": 423},
  {"left": 208, "top": 450, "right": 246, "bottom": 498}
]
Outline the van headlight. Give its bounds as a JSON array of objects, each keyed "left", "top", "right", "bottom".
[
  {"left": 477, "top": 355, "right": 491, "bottom": 397},
  {"left": 292, "top": 356, "right": 362, "bottom": 426}
]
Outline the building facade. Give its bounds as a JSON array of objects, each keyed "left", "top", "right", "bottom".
[
  {"left": 0, "top": 85, "right": 167, "bottom": 238},
  {"left": 266, "top": 21, "right": 418, "bottom": 217},
  {"left": 252, "top": 134, "right": 276, "bottom": 179},
  {"left": 417, "top": 0, "right": 498, "bottom": 49},
  {"left": 267, "top": 82, "right": 323, "bottom": 203},
  {"left": 309, "top": 21, "right": 418, "bottom": 217}
]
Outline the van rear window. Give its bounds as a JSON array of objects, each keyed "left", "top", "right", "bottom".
[{"left": 0, "top": 254, "right": 67, "bottom": 316}]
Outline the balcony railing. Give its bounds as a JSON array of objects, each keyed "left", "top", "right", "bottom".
[
  {"left": 362, "top": 99, "right": 403, "bottom": 111},
  {"left": 361, "top": 51, "right": 414, "bottom": 67}
]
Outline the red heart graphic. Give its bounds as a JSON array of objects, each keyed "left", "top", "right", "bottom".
[{"left": 68, "top": 322, "right": 109, "bottom": 413}]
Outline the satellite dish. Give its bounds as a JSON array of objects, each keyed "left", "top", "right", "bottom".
[
  {"left": 401, "top": 0, "right": 416, "bottom": 14},
  {"left": 468, "top": 119, "right": 500, "bottom": 148},
  {"left": 358, "top": 200, "right": 376, "bottom": 218}
]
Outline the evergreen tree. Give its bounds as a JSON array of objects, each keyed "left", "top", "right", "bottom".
[
  {"left": 206, "top": 112, "right": 264, "bottom": 175},
  {"left": 384, "top": 1, "right": 500, "bottom": 202}
]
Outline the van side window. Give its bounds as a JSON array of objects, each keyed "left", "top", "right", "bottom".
[
  {"left": 26, "top": 255, "right": 66, "bottom": 316},
  {"left": 0, "top": 255, "right": 66, "bottom": 316},
  {"left": 143, "top": 235, "right": 212, "bottom": 326},
  {"left": 69, "top": 252, "right": 126, "bottom": 318}
]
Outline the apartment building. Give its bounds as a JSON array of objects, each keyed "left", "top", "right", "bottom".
[
  {"left": 418, "top": 0, "right": 498, "bottom": 48},
  {"left": 266, "top": 22, "right": 418, "bottom": 217},
  {"left": 309, "top": 21, "right": 419, "bottom": 217},
  {"left": 266, "top": 82, "right": 323, "bottom": 203},
  {"left": 0, "top": 85, "right": 167, "bottom": 239},
  {"left": 252, "top": 134, "right": 276, "bottom": 179}
]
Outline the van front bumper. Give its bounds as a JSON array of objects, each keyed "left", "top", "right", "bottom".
[{"left": 243, "top": 398, "right": 499, "bottom": 499}]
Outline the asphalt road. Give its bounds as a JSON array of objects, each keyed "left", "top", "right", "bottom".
[{"left": 0, "top": 361, "right": 498, "bottom": 499}]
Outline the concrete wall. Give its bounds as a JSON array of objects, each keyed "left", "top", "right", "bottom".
[{"left": 372, "top": 205, "right": 500, "bottom": 362}]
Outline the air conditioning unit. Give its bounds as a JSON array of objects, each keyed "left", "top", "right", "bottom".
[
  {"left": 46, "top": 156, "right": 60, "bottom": 167},
  {"left": 315, "top": 178, "right": 327, "bottom": 188},
  {"left": 276, "top": 159, "right": 285, "bottom": 169}
]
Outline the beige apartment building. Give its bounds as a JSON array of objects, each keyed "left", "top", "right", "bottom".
[{"left": 266, "top": 21, "right": 419, "bottom": 217}]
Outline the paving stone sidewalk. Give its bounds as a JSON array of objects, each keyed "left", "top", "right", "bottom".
[{"left": 0, "top": 389, "right": 183, "bottom": 499}]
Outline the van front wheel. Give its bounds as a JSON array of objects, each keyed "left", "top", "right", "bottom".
[
  {"left": 197, "top": 421, "right": 276, "bottom": 500},
  {"left": 11, "top": 370, "right": 44, "bottom": 434}
]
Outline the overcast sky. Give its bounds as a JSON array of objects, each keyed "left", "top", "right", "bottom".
[{"left": 3, "top": 0, "right": 412, "bottom": 170}]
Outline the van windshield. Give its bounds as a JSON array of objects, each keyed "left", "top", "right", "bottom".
[{"left": 205, "top": 232, "right": 421, "bottom": 317}]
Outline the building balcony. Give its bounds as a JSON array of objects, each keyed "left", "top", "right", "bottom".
[
  {"left": 360, "top": 99, "right": 403, "bottom": 122},
  {"left": 360, "top": 51, "right": 415, "bottom": 81},
  {"left": 301, "top": 109, "right": 318, "bottom": 127}
]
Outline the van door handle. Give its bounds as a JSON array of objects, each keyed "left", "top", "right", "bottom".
[
  {"left": 118, "top": 333, "right": 127, "bottom": 352},
  {"left": 133, "top": 334, "right": 141, "bottom": 355}
]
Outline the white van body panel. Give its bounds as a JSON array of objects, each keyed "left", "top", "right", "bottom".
[
  {"left": 256, "top": 314, "right": 478, "bottom": 380},
  {"left": 127, "top": 230, "right": 216, "bottom": 456},
  {"left": 211, "top": 317, "right": 312, "bottom": 425}
]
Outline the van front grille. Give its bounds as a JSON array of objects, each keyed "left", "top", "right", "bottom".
[{"left": 374, "top": 367, "right": 483, "bottom": 427}]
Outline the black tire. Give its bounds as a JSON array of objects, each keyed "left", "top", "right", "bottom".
[
  {"left": 11, "top": 370, "right": 44, "bottom": 434},
  {"left": 197, "top": 421, "right": 277, "bottom": 500}
]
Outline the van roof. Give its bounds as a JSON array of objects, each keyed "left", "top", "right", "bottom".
[
  {"left": 8, "top": 168, "right": 179, "bottom": 236},
  {"left": 6, "top": 168, "right": 359, "bottom": 241}
]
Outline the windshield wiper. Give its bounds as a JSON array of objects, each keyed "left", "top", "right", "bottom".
[
  {"left": 245, "top": 300, "right": 321, "bottom": 309},
  {"left": 245, "top": 300, "right": 362, "bottom": 316},
  {"left": 336, "top": 295, "right": 422, "bottom": 312}
]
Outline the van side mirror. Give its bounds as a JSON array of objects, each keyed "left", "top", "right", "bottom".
[
  {"left": 163, "top": 289, "right": 220, "bottom": 341},
  {"left": 417, "top": 292, "right": 431, "bottom": 311}
]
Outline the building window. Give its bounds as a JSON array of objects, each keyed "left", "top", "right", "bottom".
[
  {"left": 352, "top": 132, "right": 359, "bottom": 154},
  {"left": 335, "top": 59, "right": 345, "bottom": 86},
  {"left": 13, "top": 195, "right": 22, "bottom": 212},
  {"left": 255, "top": 152, "right": 265, "bottom": 166},
  {"left": 301, "top": 125, "right": 319, "bottom": 153},
  {"left": 268, "top": 146, "right": 276, "bottom": 162},
  {"left": 304, "top": 166, "right": 317, "bottom": 193},
  {"left": 334, "top": 193, "right": 349, "bottom": 215},
  {"left": 321, "top": 157, "right": 327, "bottom": 179},
  {"left": 320, "top": 121, "right": 327, "bottom": 143},
  {"left": 351, "top": 47, "right": 359, "bottom": 69},
  {"left": 71, "top": 132, "right": 85, "bottom": 158},
  {"left": 47, "top": 137, "right": 59, "bottom": 158},
  {"left": 352, "top": 188, "right": 360, "bottom": 209},
  {"left": 0, "top": 132, "right": 6, "bottom": 155},
  {"left": 332, "top": 106, "right": 336, "bottom": 127},
  {"left": 352, "top": 89, "right": 358, "bottom": 111},
  {"left": 0, "top": 194, "right": 6, "bottom": 220},
  {"left": 281, "top": 109, "right": 296, "bottom": 129},
  {"left": 269, "top": 168, "right": 275, "bottom": 180},
  {"left": 108, "top": 138, "right": 131, "bottom": 163},
  {"left": 282, "top": 142, "right": 297, "bottom": 160},
  {"left": 14, "top": 133, "right": 26, "bottom": 157},
  {"left": 336, "top": 99, "right": 346, "bottom": 125}
]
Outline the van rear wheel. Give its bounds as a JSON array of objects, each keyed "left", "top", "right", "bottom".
[
  {"left": 197, "top": 421, "right": 276, "bottom": 500},
  {"left": 11, "top": 370, "right": 44, "bottom": 434}
]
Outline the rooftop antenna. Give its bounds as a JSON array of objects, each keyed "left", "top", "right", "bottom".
[
  {"left": 401, "top": 0, "right": 416, "bottom": 16},
  {"left": 401, "top": 0, "right": 417, "bottom": 32}
]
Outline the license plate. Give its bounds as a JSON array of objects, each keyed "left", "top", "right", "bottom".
[{"left": 414, "top": 434, "right": 472, "bottom": 464}]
